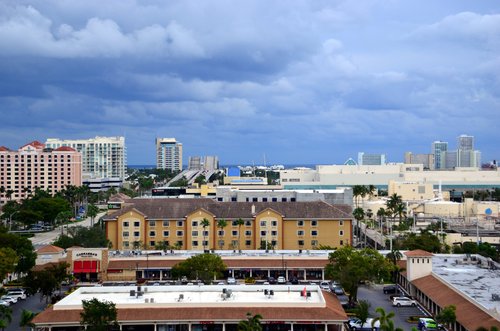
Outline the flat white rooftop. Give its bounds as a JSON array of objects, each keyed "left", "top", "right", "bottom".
[
  {"left": 54, "top": 285, "right": 325, "bottom": 310},
  {"left": 432, "top": 254, "right": 500, "bottom": 316}
]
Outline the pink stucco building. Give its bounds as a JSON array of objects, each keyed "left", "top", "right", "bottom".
[{"left": 0, "top": 141, "right": 82, "bottom": 205}]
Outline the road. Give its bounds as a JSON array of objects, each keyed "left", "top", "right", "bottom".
[
  {"left": 357, "top": 284, "right": 429, "bottom": 331},
  {"left": 29, "top": 212, "right": 106, "bottom": 248},
  {"left": 4, "top": 292, "right": 48, "bottom": 331}
]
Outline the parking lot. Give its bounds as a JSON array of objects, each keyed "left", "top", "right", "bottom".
[{"left": 357, "top": 284, "right": 429, "bottom": 331}]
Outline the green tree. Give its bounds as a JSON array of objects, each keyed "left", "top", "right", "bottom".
[
  {"left": 397, "top": 231, "right": 442, "bottom": 253},
  {"left": 386, "top": 249, "right": 403, "bottom": 282},
  {"left": 435, "top": 305, "right": 456, "bottom": 330},
  {"left": 195, "top": 175, "right": 207, "bottom": 185},
  {"left": 353, "top": 207, "right": 365, "bottom": 246},
  {"left": 171, "top": 253, "right": 226, "bottom": 283},
  {"left": 87, "top": 204, "right": 100, "bottom": 227},
  {"left": 155, "top": 240, "right": 170, "bottom": 253},
  {"left": 0, "top": 247, "right": 18, "bottom": 281},
  {"left": 80, "top": 298, "right": 118, "bottom": 331},
  {"left": 53, "top": 225, "right": 110, "bottom": 249},
  {"left": 238, "top": 313, "right": 263, "bottom": 331},
  {"left": 19, "top": 309, "right": 37, "bottom": 331},
  {"left": 355, "top": 300, "right": 371, "bottom": 326},
  {"left": 325, "top": 246, "right": 393, "bottom": 303},
  {"left": 217, "top": 219, "right": 228, "bottom": 250},
  {"left": 0, "top": 229, "right": 36, "bottom": 274},
  {"left": 353, "top": 185, "right": 367, "bottom": 208},
  {"left": 373, "top": 307, "right": 403, "bottom": 331},
  {"left": 201, "top": 218, "right": 210, "bottom": 251},
  {"left": 0, "top": 306, "right": 12, "bottom": 331}
]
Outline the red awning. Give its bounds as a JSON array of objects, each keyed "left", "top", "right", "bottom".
[{"left": 73, "top": 260, "right": 100, "bottom": 273}]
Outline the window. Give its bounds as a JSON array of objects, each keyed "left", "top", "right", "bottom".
[
  {"left": 163, "top": 231, "right": 169, "bottom": 237},
  {"left": 177, "top": 240, "right": 183, "bottom": 247},
  {"left": 192, "top": 230, "right": 199, "bottom": 237},
  {"left": 123, "top": 221, "right": 129, "bottom": 227},
  {"left": 123, "top": 241, "right": 129, "bottom": 248},
  {"left": 177, "top": 221, "right": 183, "bottom": 227},
  {"left": 217, "top": 197, "right": 223, "bottom": 202},
  {"left": 218, "top": 230, "right": 224, "bottom": 236},
  {"left": 311, "top": 240, "right": 318, "bottom": 247},
  {"left": 298, "top": 240, "right": 304, "bottom": 246},
  {"left": 339, "top": 220, "right": 344, "bottom": 226},
  {"left": 297, "top": 230, "right": 304, "bottom": 236},
  {"left": 149, "top": 220, "right": 156, "bottom": 227},
  {"left": 272, "top": 197, "right": 278, "bottom": 202},
  {"left": 297, "top": 220, "right": 304, "bottom": 227},
  {"left": 203, "top": 231, "right": 209, "bottom": 237},
  {"left": 271, "top": 220, "right": 277, "bottom": 227},
  {"left": 134, "top": 221, "right": 140, "bottom": 227},
  {"left": 192, "top": 221, "right": 198, "bottom": 227},
  {"left": 291, "top": 198, "right": 296, "bottom": 202},
  {"left": 232, "top": 220, "right": 238, "bottom": 226},
  {"left": 150, "top": 241, "right": 155, "bottom": 247},
  {"left": 282, "top": 198, "right": 287, "bottom": 202},
  {"left": 232, "top": 230, "right": 238, "bottom": 236},
  {"left": 123, "top": 231, "right": 129, "bottom": 237},
  {"left": 311, "top": 230, "right": 318, "bottom": 236},
  {"left": 260, "top": 220, "right": 266, "bottom": 227},
  {"left": 271, "top": 230, "right": 277, "bottom": 236},
  {"left": 339, "top": 230, "right": 344, "bottom": 236},
  {"left": 149, "top": 231, "right": 156, "bottom": 237},
  {"left": 176, "top": 230, "right": 183, "bottom": 237},
  {"left": 231, "top": 197, "right": 237, "bottom": 202},
  {"left": 134, "top": 231, "right": 140, "bottom": 237},
  {"left": 252, "top": 197, "right": 258, "bottom": 202},
  {"left": 311, "top": 220, "right": 318, "bottom": 226},
  {"left": 262, "top": 197, "right": 268, "bottom": 202},
  {"left": 245, "top": 220, "right": 252, "bottom": 226},
  {"left": 192, "top": 241, "right": 198, "bottom": 247},
  {"left": 163, "top": 221, "right": 170, "bottom": 227},
  {"left": 245, "top": 230, "right": 252, "bottom": 236},
  {"left": 340, "top": 240, "right": 344, "bottom": 246},
  {"left": 245, "top": 240, "right": 252, "bottom": 246},
  {"left": 202, "top": 240, "right": 208, "bottom": 247},
  {"left": 260, "top": 230, "right": 267, "bottom": 236}
]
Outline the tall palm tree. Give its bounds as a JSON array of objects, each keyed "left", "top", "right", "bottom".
[
  {"left": 353, "top": 207, "right": 365, "bottom": 246},
  {"left": 353, "top": 185, "right": 367, "bottom": 208},
  {"left": 236, "top": 218, "right": 245, "bottom": 252},
  {"left": 0, "top": 305, "right": 12, "bottom": 331},
  {"left": 87, "top": 204, "right": 99, "bottom": 227},
  {"left": 201, "top": 218, "right": 210, "bottom": 251},
  {"left": 217, "top": 219, "right": 228, "bottom": 250},
  {"left": 372, "top": 307, "right": 403, "bottom": 331}
]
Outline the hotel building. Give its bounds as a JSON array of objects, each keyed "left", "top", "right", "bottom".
[
  {"left": 0, "top": 141, "right": 82, "bottom": 204},
  {"left": 45, "top": 136, "right": 126, "bottom": 181},
  {"left": 103, "top": 197, "right": 352, "bottom": 251},
  {"left": 156, "top": 138, "right": 183, "bottom": 171}
]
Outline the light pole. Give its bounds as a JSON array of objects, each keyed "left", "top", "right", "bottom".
[{"left": 9, "top": 210, "right": 19, "bottom": 231}]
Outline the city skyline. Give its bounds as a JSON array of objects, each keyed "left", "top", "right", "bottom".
[{"left": 0, "top": 1, "right": 499, "bottom": 165}]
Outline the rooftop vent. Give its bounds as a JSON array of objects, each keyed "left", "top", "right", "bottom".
[{"left": 177, "top": 294, "right": 184, "bottom": 302}]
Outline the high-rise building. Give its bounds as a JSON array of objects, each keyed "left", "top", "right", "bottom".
[
  {"left": 404, "top": 152, "right": 434, "bottom": 170},
  {"left": 45, "top": 136, "right": 126, "bottom": 180},
  {"left": 456, "top": 134, "right": 480, "bottom": 168},
  {"left": 156, "top": 138, "right": 182, "bottom": 171},
  {"left": 431, "top": 141, "right": 448, "bottom": 170},
  {"left": 0, "top": 141, "right": 82, "bottom": 204},
  {"left": 358, "top": 152, "right": 386, "bottom": 165},
  {"left": 458, "top": 134, "right": 474, "bottom": 151}
]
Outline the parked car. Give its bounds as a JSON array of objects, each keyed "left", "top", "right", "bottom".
[
  {"left": 0, "top": 299, "right": 10, "bottom": 307},
  {"left": 290, "top": 277, "right": 299, "bottom": 285},
  {"left": 392, "top": 296, "right": 417, "bottom": 307},
  {"left": 348, "top": 317, "right": 380, "bottom": 330},
  {"left": 0, "top": 296, "right": 17, "bottom": 305},
  {"left": 227, "top": 277, "right": 237, "bottom": 285},
  {"left": 417, "top": 318, "right": 438, "bottom": 331},
  {"left": 267, "top": 277, "right": 277, "bottom": 284},
  {"left": 7, "top": 290, "right": 27, "bottom": 300},
  {"left": 383, "top": 285, "right": 398, "bottom": 294},
  {"left": 319, "top": 281, "right": 330, "bottom": 290},
  {"left": 277, "top": 276, "right": 286, "bottom": 284},
  {"left": 333, "top": 286, "right": 345, "bottom": 295}
]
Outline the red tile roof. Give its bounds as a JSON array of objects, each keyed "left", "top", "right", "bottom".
[
  {"left": 37, "top": 244, "right": 65, "bottom": 254},
  {"left": 33, "top": 291, "right": 347, "bottom": 326},
  {"left": 54, "top": 146, "right": 76, "bottom": 152},
  {"left": 21, "top": 141, "right": 45, "bottom": 149},
  {"left": 404, "top": 250, "right": 434, "bottom": 257},
  {"left": 412, "top": 275, "right": 500, "bottom": 330},
  {"left": 0, "top": 146, "right": 10, "bottom": 151}
]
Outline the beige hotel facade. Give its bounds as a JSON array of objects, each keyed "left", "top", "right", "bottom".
[{"left": 104, "top": 196, "right": 352, "bottom": 251}]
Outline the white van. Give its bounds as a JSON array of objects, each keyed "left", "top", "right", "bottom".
[{"left": 7, "top": 290, "right": 27, "bottom": 300}]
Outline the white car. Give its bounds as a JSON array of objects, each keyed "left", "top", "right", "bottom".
[
  {"left": 0, "top": 299, "right": 10, "bottom": 307},
  {"left": 348, "top": 317, "right": 380, "bottom": 330},
  {"left": 0, "top": 296, "right": 17, "bottom": 305},
  {"left": 319, "top": 281, "right": 330, "bottom": 290},
  {"left": 227, "top": 277, "right": 237, "bottom": 285},
  {"left": 277, "top": 276, "right": 286, "bottom": 284},
  {"left": 392, "top": 296, "right": 417, "bottom": 307},
  {"left": 6, "top": 290, "right": 27, "bottom": 300}
]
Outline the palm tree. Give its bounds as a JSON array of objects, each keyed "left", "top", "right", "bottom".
[
  {"left": 367, "top": 185, "right": 377, "bottom": 200},
  {"left": 355, "top": 300, "right": 371, "bottom": 326},
  {"left": 238, "top": 313, "right": 263, "bottom": 331},
  {"left": 0, "top": 305, "right": 12, "bottom": 331},
  {"left": 201, "top": 218, "right": 210, "bottom": 252},
  {"left": 236, "top": 218, "right": 245, "bottom": 252},
  {"left": 19, "top": 309, "right": 36, "bottom": 331},
  {"left": 353, "top": 207, "right": 365, "bottom": 247},
  {"left": 87, "top": 204, "right": 99, "bottom": 227},
  {"left": 217, "top": 219, "right": 228, "bottom": 250},
  {"left": 353, "top": 185, "right": 367, "bottom": 208},
  {"left": 372, "top": 307, "right": 403, "bottom": 331},
  {"left": 6, "top": 189, "right": 14, "bottom": 201}
]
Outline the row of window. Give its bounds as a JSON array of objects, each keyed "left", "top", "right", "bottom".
[
  {"left": 123, "top": 219, "right": 342, "bottom": 228},
  {"left": 121, "top": 239, "right": 335, "bottom": 248},
  {"left": 122, "top": 229, "right": 344, "bottom": 238}
]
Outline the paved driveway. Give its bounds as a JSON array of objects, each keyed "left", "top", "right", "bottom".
[
  {"left": 4, "top": 292, "right": 48, "bottom": 331},
  {"left": 357, "top": 284, "right": 428, "bottom": 331}
]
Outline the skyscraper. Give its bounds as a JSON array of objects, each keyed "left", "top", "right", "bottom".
[
  {"left": 457, "top": 134, "right": 480, "bottom": 168},
  {"left": 457, "top": 134, "right": 474, "bottom": 151},
  {"left": 431, "top": 141, "right": 448, "bottom": 170},
  {"left": 45, "top": 136, "right": 126, "bottom": 180},
  {"left": 357, "top": 152, "right": 386, "bottom": 165},
  {"left": 156, "top": 138, "right": 183, "bottom": 171}
]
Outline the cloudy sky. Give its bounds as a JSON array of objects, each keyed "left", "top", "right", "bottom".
[{"left": 0, "top": 1, "right": 499, "bottom": 166}]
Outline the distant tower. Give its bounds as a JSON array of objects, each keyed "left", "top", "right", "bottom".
[
  {"left": 156, "top": 138, "right": 182, "bottom": 171},
  {"left": 358, "top": 152, "right": 386, "bottom": 165},
  {"left": 431, "top": 141, "right": 448, "bottom": 170},
  {"left": 457, "top": 134, "right": 474, "bottom": 151},
  {"left": 457, "top": 134, "right": 479, "bottom": 168}
]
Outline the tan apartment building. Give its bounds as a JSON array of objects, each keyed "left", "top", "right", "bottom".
[
  {"left": 0, "top": 141, "right": 82, "bottom": 204},
  {"left": 103, "top": 197, "right": 352, "bottom": 251}
]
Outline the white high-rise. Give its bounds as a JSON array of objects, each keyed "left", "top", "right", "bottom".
[
  {"left": 457, "top": 134, "right": 481, "bottom": 168},
  {"left": 45, "top": 136, "right": 127, "bottom": 180},
  {"left": 431, "top": 141, "right": 448, "bottom": 170},
  {"left": 156, "top": 138, "right": 182, "bottom": 171}
]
